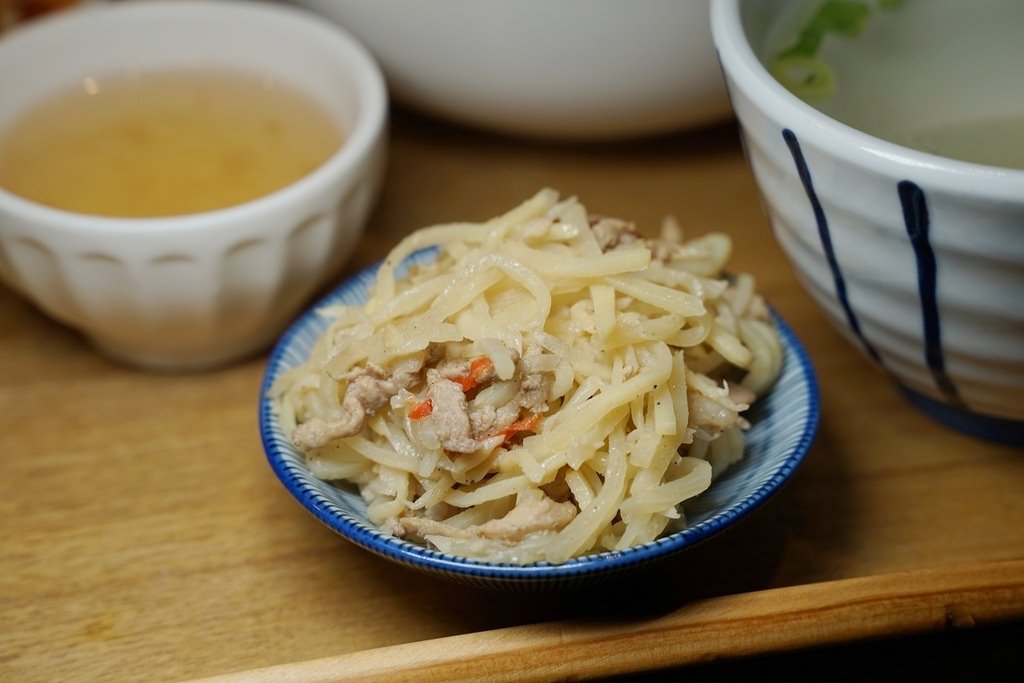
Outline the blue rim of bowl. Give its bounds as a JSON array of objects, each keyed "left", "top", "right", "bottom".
[{"left": 259, "top": 247, "right": 821, "bottom": 581}]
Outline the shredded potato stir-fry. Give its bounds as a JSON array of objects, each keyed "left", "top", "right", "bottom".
[{"left": 272, "top": 190, "right": 783, "bottom": 564}]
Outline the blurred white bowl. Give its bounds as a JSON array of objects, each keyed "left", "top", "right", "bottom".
[
  {"left": 712, "top": 0, "right": 1024, "bottom": 444},
  {"left": 0, "top": 0, "right": 387, "bottom": 370},
  {"left": 291, "top": 0, "right": 730, "bottom": 140}
]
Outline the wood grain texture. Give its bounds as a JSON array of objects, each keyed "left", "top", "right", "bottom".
[
  {"left": 2, "top": 111, "right": 1022, "bottom": 683},
  {"left": 189, "top": 559, "right": 1024, "bottom": 683}
]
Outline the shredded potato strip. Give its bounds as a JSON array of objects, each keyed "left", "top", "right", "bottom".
[
  {"left": 428, "top": 253, "right": 551, "bottom": 330},
  {"left": 500, "top": 243, "right": 651, "bottom": 279},
  {"left": 604, "top": 275, "right": 706, "bottom": 317},
  {"left": 546, "top": 429, "right": 630, "bottom": 564},
  {"left": 519, "top": 342, "right": 672, "bottom": 483},
  {"left": 374, "top": 189, "right": 559, "bottom": 304}
]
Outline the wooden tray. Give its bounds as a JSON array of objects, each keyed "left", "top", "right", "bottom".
[{"left": 2, "top": 113, "right": 1022, "bottom": 682}]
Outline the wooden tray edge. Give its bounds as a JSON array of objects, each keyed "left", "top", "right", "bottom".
[{"left": 188, "top": 557, "right": 1024, "bottom": 683}]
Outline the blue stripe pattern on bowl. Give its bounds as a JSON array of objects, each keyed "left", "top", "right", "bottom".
[{"left": 782, "top": 127, "right": 1023, "bottom": 445}]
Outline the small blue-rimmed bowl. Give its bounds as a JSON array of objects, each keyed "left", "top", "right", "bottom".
[{"left": 259, "top": 249, "right": 820, "bottom": 590}]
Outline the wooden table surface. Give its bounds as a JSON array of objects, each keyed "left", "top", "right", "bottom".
[{"left": 2, "top": 111, "right": 1022, "bottom": 683}]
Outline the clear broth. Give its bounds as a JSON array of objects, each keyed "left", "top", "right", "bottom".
[
  {"left": 764, "top": 0, "right": 1024, "bottom": 169},
  {"left": 0, "top": 69, "right": 344, "bottom": 217}
]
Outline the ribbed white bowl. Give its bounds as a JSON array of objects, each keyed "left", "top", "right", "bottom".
[{"left": 0, "top": 0, "right": 387, "bottom": 370}]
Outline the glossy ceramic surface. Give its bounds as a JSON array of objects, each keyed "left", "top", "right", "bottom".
[
  {"left": 291, "top": 0, "right": 731, "bottom": 140},
  {"left": 712, "top": 0, "right": 1024, "bottom": 444}
]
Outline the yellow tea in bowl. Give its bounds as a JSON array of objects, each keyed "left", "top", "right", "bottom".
[{"left": 0, "top": 69, "right": 344, "bottom": 217}]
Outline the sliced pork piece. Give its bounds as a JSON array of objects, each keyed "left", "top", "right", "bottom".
[
  {"left": 516, "top": 372, "right": 551, "bottom": 414},
  {"left": 292, "top": 356, "right": 426, "bottom": 451},
  {"left": 468, "top": 370, "right": 550, "bottom": 441},
  {"left": 591, "top": 217, "right": 641, "bottom": 252},
  {"left": 590, "top": 215, "right": 699, "bottom": 264},
  {"left": 687, "top": 389, "right": 743, "bottom": 434},
  {"left": 396, "top": 516, "right": 467, "bottom": 539},
  {"left": 426, "top": 369, "right": 481, "bottom": 454},
  {"left": 434, "top": 356, "right": 497, "bottom": 387},
  {"left": 469, "top": 402, "right": 522, "bottom": 440},
  {"left": 398, "top": 489, "right": 576, "bottom": 543},
  {"left": 472, "top": 489, "right": 576, "bottom": 541},
  {"left": 747, "top": 294, "right": 772, "bottom": 322},
  {"left": 727, "top": 382, "right": 756, "bottom": 407}
]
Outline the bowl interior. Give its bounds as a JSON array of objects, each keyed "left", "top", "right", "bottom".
[
  {"left": 259, "top": 248, "right": 820, "bottom": 587},
  {"left": 0, "top": 0, "right": 374, "bottom": 131},
  {"left": 721, "top": 0, "right": 1024, "bottom": 186}
]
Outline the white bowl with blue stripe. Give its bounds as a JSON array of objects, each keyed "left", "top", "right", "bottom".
[
  {"left": 713, "top": 0, "right": 1024, "bottom": 446},
  {"left": 259, "top": 249, "right": 820, "bottom": 590}
]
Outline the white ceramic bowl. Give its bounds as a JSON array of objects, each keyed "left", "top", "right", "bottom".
[
  {"left": 712, "top": 0, "right": 1024, "bottom": 444},
  {"left": 0, "top": 0, "right": 387, "bottom": 370},
  {"left": 290, "top": 0, "right": 730, "bottom": 140}
]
